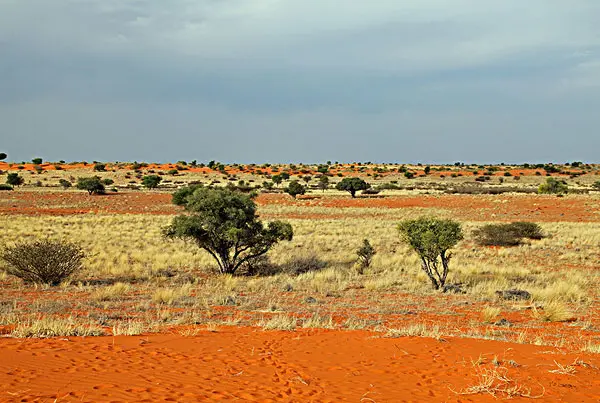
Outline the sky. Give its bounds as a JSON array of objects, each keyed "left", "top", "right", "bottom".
[{"left": 1, "top": 0, "right": 599, "bottom": 164}]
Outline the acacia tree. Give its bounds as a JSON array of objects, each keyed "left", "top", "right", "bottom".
[
  {"left": 76, "top": 176, "right": 105, "bottom": 195},
  {"left": 142, "top": 175, "right": 162, "bottom": 189},
  {"left": 163, "top": 187, "right": 293, "bottom": 274},
  {"left": 317, "top": 175, "right": 329, "bottom": 192},
  {"left": 6, "top": 173, "right": 24, "bottom": 187},
  {"left": 285, "top": 180, "right": 306, "bottom": 199},
  {"left": 398, "top": 217, "right": 463, "bottom": 290},
  {"left": 0, "top": 153, "right": 7, "bottom": 161},
  {"left": 336, "top": 177, "right": 369, "bottom": 198}
]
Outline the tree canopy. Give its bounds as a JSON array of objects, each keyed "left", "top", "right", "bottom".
[
  {"left": 335, "top": 177, "right": 369, "bottom": 198},
  {"left": 164, "top": 187, "right": 293, "bottom": 274}
]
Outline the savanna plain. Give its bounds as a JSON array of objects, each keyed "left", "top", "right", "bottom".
[{"left": 1, "top": 160, "right": 600, "bottom": 402}]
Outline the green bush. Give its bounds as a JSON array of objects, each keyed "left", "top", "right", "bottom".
[
  {"left": 473, "top": 222, "right": 544, "bottom": 246},
  {"left": 59, "top": 179, "right": 72, "bottom": 189},
  {"left": 0, "top": 184, "right": 13, "bottom": 191},
  {"left": 335, "top": 177, "right": 369, "bottom": 198},
  {"left": 356, "top": 239, "right": 375, "bottom": 273},
  {"left": 398, "top": 217, "right": 463, "bottom": 290},
  {"left": 1, "top": 239, "right": 85, "bottom": 285},
  {"left": 538, "top": 177, "right": 568, "bottom": 194},
  {"left": 163, "top": 187, "right": 293, "bottom": 274},
  {"left": 142, "top": 175, "right": 162, "bottom": 189},
  {"left": 284, "top": 180, "right": 306, "bottom": 198},
  {"left": 473, "top": 224, "right": 521, "bottom": 246},
  {"left": 76, "top": 176, "right": 105, "bottom": 195},
  {"left": 592, "top": 181, "right": 600, "bottom": 190},
  {"left": 93, "top": 163, "right": 106, "bottom": 172},
  {"left": 6, "top": 173, "right": 24, "bottom": 187}
]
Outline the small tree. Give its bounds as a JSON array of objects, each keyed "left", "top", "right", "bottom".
[
  {"left": 163, "top": 187, "right": 293, "bottom": 274},
  {"left": 302, "top": 175, "right": 312, "bottom": 184},
  {"left": 77, "top": 176, "right": 105, "bottom": 195},
  {"left": 31, "top": 158, "right": 43, "bottom": 165},
  {"left": 142, "top": 175, "right": 162, "bottom": 189},
  {"left": 592, "top": 181, "right": 600, "bottom": 190},
  {"left": 336, "top": 177, "right": 369, "bottom": 198},
  {"left": 285, "top": 180, "right": 306, "bottom": 199},
  {"left": 272, "top": 174, "right": 283, "bottom": 187},
  {"left": 317, "top": 175, "right": 329, "bottom": 192},
  {"left": 0, "top": 153, "right": 7, "bottom": 160},
  {"left": 6, "top": 173, "right": 24, "bottom": 187},
  {"left": 1, "top": 239, "right": 85, "bottom": 285},
  {"left": 94, "top": 163, "right": 106, "bottom": 172},
  {"left": 59, "top": 179, "right": 72, "bottom": 189},
  {"left": 356, "top": 239, "right": 375, "bottom": 274},
  {"left": 398, "top": 217, "right": 463, "bottom": 290},
  {"left": 538, "top": 177, "right": 568, "bottom": 195}
]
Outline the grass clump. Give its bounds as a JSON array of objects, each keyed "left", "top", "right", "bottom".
[{"left": 12, "top": 317, "right": 105, "bottom": 338}]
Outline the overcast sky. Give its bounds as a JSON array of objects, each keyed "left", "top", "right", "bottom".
[{"left": 1, "top": 1, "right": 599, "bottom": 164}]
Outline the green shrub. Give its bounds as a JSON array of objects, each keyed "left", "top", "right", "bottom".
[
  {"left": 538, "top": 177, "right": 568, "bottom": 194},
  {"left": 76, "top": 176, "right": 105, "bottom": 195},
  {"left": 507, "top": 221, "right": 544, "bottom": 240},
  {"left": 285, "top": 180, "right": 306, "bottom": 198},
  {"left": 592, "top": 181, "right": 600, "bottom": 190},
  {"left": 142, "top": 175, "right": 162, "bottom": 189},
  {"left": 356, "top": 239, "right": 375, "bottom": 273},
  {"left": 31, "top": 158, "right": 43, "bottom": 165},
  {"left": 335, "top": 177, "right": 369, "bottom": 198},
  {"left": 1, "top": 239, "right": 85, "bottom": 285},
  {"left": 6, "top": 173, "right": 24, "bottom": 187},
  {"left": 398, "top": 217, "right": 463, "bottom": 290},
  {"left": 473, "top": 224, "right": 521, "bottom": 246},
  {"left": 93, "top": 163, "right": 106, "bottom": 172},
  {"left": 473, "top": 221, "right": 544, "bottom": 246},
  {"left": 163, "top": 187, "right": 293, "bottom": 274},
  {"left": 0, "top": 184, "right": 13, "bottom": 191}
]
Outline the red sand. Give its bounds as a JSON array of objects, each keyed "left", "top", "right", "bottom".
[
  {"left": 0, "top": 191, "right": 597, "bottom": 222},
  {"left": 1, "top": 328, "right": 599, "bottom": 402}
]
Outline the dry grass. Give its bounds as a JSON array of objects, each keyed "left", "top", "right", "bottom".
[
  {"left": 453, "top": 365, "right": 545, "bottom": 399},
  {"left": 481, "top": 306, "right": 501, "bottom": 323},
  {"left": 259, "top": 315, "right": 297, "bottom": 331},
  {"left": 92, "top": 282, "right": 130, "bottom": 301},
  {"left": 11, "top": 316, "right": 105, "bottom": 338},
  {"left": 532, "top": 301, "right": 575, "bottom": 322},
  {"left": 385, "top": 324, "right": 443, "bottom": 339},
  {"left": 0, "top": 199, "right": 599, "bottom": 346}
]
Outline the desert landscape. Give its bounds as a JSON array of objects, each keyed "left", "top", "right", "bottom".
[{"left": 1, "top": 160, "right": 600, "bottom": 402}]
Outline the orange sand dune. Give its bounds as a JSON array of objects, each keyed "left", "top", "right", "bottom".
[{"left": 1, "top": 328, "right": 599, "bottom": 402}]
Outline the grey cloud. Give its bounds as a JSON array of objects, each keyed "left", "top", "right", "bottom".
[{"left": 1, "top": 1, "right": 599, "bottom": 162}]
